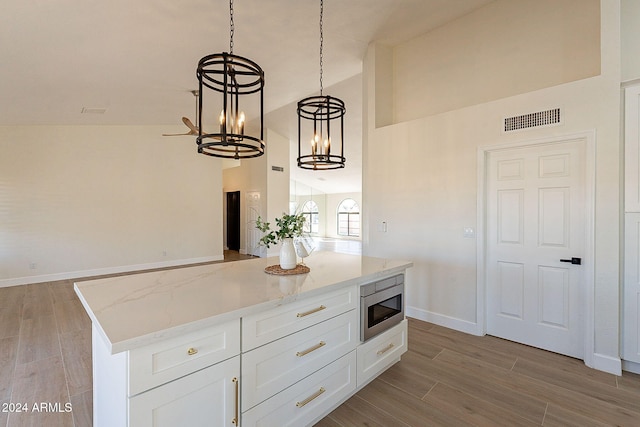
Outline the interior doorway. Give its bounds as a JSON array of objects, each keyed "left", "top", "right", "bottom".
[
  {"left": 227, "top": 191, "right": 240, "bottom": 251},
  {"left": 478, "top": 131, "right": 595, "bottom": 366}
]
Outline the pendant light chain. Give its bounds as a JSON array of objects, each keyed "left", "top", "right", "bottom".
[
  {"left": 296, "top": 0, "right": 345, "bottom": 170},
  {"left": 319, "top": 0, "right": 324, "bottom": 96},
  {"left": 229, "top": 0, "right": 234, "bottom": 54}
]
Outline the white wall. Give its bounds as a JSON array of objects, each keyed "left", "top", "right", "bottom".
[
  {"left": 266, "top": 129, "right": 292, "bottom": 254},
  {"left": 223, "top": 143, "right": 267, "bottom": 255},
  {"left": 0, "top": 125, "right": 224, "bottom": 286},
  {"left": 393, "top": 0, "right": 601, "bottom": 122},
  {"left": 622, "top": 0, "right": 640, "bottom": 82},
  {"left": 223, "top": 128, "right": 290, "bottom": 256},
  {"left": 363, "top": 0, "right": 621, "bottom": 369}
]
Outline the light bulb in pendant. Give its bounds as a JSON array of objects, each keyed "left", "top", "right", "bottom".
[{"left": 238, "top": 112, "right": 245, "bottom": 135}]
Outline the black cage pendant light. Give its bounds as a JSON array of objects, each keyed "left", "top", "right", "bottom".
[
  {"left": 297, "top": 0, "right": 346, "bottom": 170},
  {"left": 196, "top": 0, "right": 265, "bottom": 159}
]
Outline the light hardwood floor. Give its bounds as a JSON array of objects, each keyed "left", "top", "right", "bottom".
[
  {"left": 0, "top": 278, "right": 91, "bottom": 427},
  {"left": 2, "top": 258, "right": 640, "bottom": 426},
  {"left": 315, "top": 318, "right": 640, "bottom": 427},
  {"left": 0, "top": 250, "right": 256, "bottom": 427}
]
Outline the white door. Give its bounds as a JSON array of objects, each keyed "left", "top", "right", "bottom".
[
  {"left": 486, "top": 139, "right": 586, "bottom": 358},
  {"left": 246, "top": 192, "right": 262, "bottom": 257}
]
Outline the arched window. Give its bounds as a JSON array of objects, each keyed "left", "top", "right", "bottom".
[
  {"left": 337, "top": 198, "right": 360, "bottom": 237},
  {"left": 301, "top": 200, "right": 319, "bottom": 234}
]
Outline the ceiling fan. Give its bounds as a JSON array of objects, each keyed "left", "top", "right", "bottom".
[{"left": 162, "top": 90, "right": 199, "bottom": 136}]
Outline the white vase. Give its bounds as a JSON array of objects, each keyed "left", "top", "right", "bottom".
[{"left": 279, "top": 238, "right": 297, "bottom": 269}]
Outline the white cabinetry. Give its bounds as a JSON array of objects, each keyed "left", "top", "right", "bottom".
[
  {"left": 242, "top": 286, "right": 357, "bottom": 351},
  {"left": 130, "top": 357, "right": 239, "bottom": 427},
  {"left": 92, "top": 319, "right": 240, "bottom": 427},
  {"left": 242, "top": 352, "right": 356, "bottom": 427},
  {"left": 78, "top": 253, "right": 413, "bottom": 426},
  {"left": 88, "top": 271, "right": 409, "bottom": 425},
  {"left": 624, "top": 85, "right": 640, "bottom": 368},
  {"left": 241, "top": 286, "right": 358, "bottom": 427},
  {"left": 626, "top": 85, "right": 640, "bottom": 212},
  {"left": 357, "top": 319, "right": 407, "bottom": 387},
  {"left": 624, "top": 214, "right": 640, "bottom": 365},
  {"left": 243, "top": 310, "right": 358, "bottom": 409}
]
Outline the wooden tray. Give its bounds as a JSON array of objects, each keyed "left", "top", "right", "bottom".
[{"left": 264, "top": 264, "right": 310, "bottom": 275}]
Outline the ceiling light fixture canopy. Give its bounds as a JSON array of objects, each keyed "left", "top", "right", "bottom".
[
  {"left": 297, "top": 0, "right": 346, "bottom": 170},
  {"left": 196, "top": 0, "right": 265, "bottom": 159}
]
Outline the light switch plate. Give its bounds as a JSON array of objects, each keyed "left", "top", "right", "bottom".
[{"left": 463, "top": 227, "right": 475, "bottom": 238}]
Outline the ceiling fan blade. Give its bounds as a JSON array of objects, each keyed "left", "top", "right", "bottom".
[
  {"left": 161, "top": 132, "right": 191, "bottom": 136},
  {"left": 182, "top": 117, "right": 199, "bottom": 133}
]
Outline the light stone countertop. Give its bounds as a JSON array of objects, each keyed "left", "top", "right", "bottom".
[{"left": 74, "top": 251, "right": 412, "bottom": 354}]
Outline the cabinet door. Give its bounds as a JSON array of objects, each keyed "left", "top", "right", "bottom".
[
  {"left": 624, "top": 214, "right": 640, "bottom": 363},
  {"left": 625, "top": 84, "right": 640, "bottom": 364},
  {"left": 130, "top": 356, "right": 240, "bottom": 427},
  {"left": 626, "top": 85, "right": 640, "bottom": 212}
]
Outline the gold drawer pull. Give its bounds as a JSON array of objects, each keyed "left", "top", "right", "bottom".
[
  {"left": 232, "top": 377, "right": 239, "bottom": 425},
  {"left": 187, "top": 347, "right": 198, "bottom": 356},
  {"left": 296, "top": 341, "right": 326, "bottom": 357},
  {"left": 296, "top": 387, "right": 326, "bottom": 408},
  {"left": 297, "top": 305, "right": 326, "bottom": 318},
  {"left": 376, "top": 343, "right": 394, "bottom": 356}
]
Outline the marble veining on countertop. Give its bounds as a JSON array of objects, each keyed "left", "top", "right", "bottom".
[{"left": 74, "top": 251, "right": 412, "bottom": 354}]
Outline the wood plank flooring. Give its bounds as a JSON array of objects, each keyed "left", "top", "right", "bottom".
[
  {"left": 0, "top": 250, "right": 256, "bottom": 427},
  {"left": 315, "top": 318, "right": 640, "bottom": 427},
  {"left": 2, "top": 254, "right": 640, "bottom": 426},
  {"left": 0, "top": 281, "right": 89, "bottom": 427}
]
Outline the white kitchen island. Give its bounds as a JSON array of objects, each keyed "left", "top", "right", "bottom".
[{"left": 75, "top": 251, "right": 412, "bottom": 427}]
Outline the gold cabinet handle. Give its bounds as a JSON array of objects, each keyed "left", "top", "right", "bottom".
[
  {"left": 376, "top": 343, "right": 394, "bottom": 356},
  {"left": 297, "top": 305, "right": 326, "bottom": 318},
  {"left": 232, "top": 377, "right": 239, "bottom": 425},
  {"left": 296, "top": 341, "right": 326, "bottom": 357},
  {"left": 296, "top": 387, "right": 325, "bottom": 408},
  {"left": 187, "top": 347, "right": 198, "bottom": 356}
]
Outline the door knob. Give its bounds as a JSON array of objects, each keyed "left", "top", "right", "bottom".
[{"left": 560, "top": 257, "right": 581, "bottom": 265}]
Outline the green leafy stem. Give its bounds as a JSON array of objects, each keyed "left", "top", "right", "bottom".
[{"left": 255, "top": 213, "right": 306, "bottom": 249}]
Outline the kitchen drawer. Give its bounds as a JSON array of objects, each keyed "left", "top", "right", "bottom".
[
  {"left": 242, "top": 309, "right": 358, "bottom": 410},
  {"left": 357, "top": 319, "right": 407, "bottom": 387},
  {"left": 242, "top": 351, "right": 356, "bottom": 427},
  {"left": 242, "top": 286, "right": 357, "bottom": 351},
  {"left": 129, "top": 318, "right": 240, "bottom": 396}
]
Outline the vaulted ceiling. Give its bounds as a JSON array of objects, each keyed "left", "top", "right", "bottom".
[{"left": 1, "top": 0, "right": 494, "bottom": 193}]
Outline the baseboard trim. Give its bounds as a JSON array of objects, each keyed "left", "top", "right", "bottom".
[
  {"left": 589, "top": 353, "right": 622, "bottom": 376},
  {"left": 623, "top": 359, "right": 640, "bottom": 374},
  {"left": 0, "top": 255, "right": 224, "bottom": 288},
  {"left": 407, "top": 307, "right": 623, "bottom": 375},
  {"left": 406, "top": 306, "right": 480, "bottom": 336}
]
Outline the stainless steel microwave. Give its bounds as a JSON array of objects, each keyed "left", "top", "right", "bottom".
[{"left": 360, "top": 274, "right": 404, "bottom": 341}]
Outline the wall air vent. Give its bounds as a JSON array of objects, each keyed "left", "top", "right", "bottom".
[
  {"left": 271, "top": 166, "right": 284, "bottom": 172},
  {"left": 504, "top": 108, "right": 561, "bottom": 132}
]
